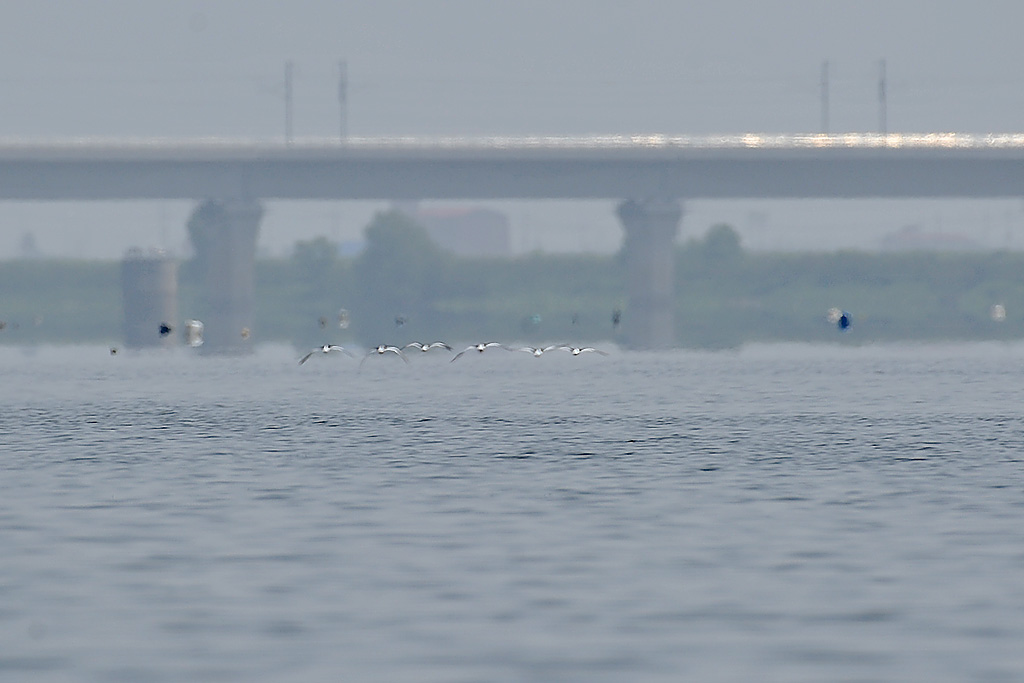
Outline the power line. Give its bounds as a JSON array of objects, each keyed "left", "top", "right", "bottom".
[
  {"left": 284, "top": 60, "right": 294, "bottom": 145},
  {"left": 878, "top": 59, "right": 888, "bottom": 135},
  {"left": 338, "top": 60, "right": 348, "bottom": 140},
  {"left": 820, "top": 59, "right": 830, "bottom": 134}
]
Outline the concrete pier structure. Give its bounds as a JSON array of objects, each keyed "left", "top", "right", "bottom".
[
  {"left": 121, "top": 249, "right": 178, "bottom": 349},
  {"left": 5, "top": 134, "right": 1024, "bottom": 351},
  {"left": 617, "top": 199, "right": 683, "bottom": 350},
  {"left": 187, "top": 199, "right": 263, "bottom": 353}
]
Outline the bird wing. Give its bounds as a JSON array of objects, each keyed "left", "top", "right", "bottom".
[
  {"left": 385, "top": 346, "right": 410, "bottom": 363},
  {"left": 298, "top": 351, "right": 314, "bottom": 365}
]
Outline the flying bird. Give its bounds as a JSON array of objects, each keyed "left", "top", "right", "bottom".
[
  {"left": 299, "top": 344, "right": 354, "bottom": 365},
  {"left": 360, "top": 344, "right": 409, "bottom": 369},
  {"left": 402, "top": 341, "right": 453, "bottom": 353},
  {"left": 510, "top": 345, "right": 562, "bottom": 357},
  {"left": 556, "top": 345, "right": 609, "bottom": 356},
  {"left": 159, "top": 322, "right": 173, "bottom": 337},
  {"left": 450, "top": 342, "right": 507, "bottom": 362}
]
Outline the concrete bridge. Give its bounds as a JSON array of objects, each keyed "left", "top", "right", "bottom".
[{"left": 3, "top": 132, "right": 1024, "bottom": 349}]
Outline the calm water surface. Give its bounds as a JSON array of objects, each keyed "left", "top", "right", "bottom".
[{"left": 2, "top": 341, "right": 1024, "bottom": 682}]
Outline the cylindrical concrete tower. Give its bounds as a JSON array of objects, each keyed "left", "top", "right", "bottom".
[{"left": 187, "top": 199, "right": 262, "bottom": 354}]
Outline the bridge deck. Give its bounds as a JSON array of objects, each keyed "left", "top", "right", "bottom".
[{"left": 0, "top": 134, "right": 1022, "bottom": 200}]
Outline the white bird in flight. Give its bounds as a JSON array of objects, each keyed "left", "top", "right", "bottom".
[
  {"left": 555, "top": 345, "right": 609, "bottom": 356},
  {"left": 299, "top": 344, "right": 354, "bottom": 365},
  {"left": 402, "top": 341, "right": 453, "bottom": 353},
  {"left": 360, "top": 344, "right": 409, "bottom": 368},
  {"left": 450, "top": 342, "right": 508, "bottom": 362},
  {"left": 510, "top": 344, "right": 562, "bottom": 357}
]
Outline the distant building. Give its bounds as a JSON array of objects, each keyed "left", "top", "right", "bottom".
[
  {"left": 414, "top": 206, "right": 511, "bottom": 257},
  {"left": 878, "top": 225, "right": 983, "bottom": 252}
]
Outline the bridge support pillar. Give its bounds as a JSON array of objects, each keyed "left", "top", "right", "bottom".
[
  {"left": 617, "top": 198, "right": 683, "bottom": 350},
  {"left": 187, "top": 199, "right": 263, "bottom": 354}
]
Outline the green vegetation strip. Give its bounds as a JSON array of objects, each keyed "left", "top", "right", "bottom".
[{"left": 2, "top": 216, "right": 1022, "bottom": 348}]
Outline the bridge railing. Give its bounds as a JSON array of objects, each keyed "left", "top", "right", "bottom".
[{"left": 3, "top": 132, "right": 1024, "bottom": 153}]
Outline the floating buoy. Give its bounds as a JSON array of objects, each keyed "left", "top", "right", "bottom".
[{"left": 827, "top": 307, "right": 851, "bottom": 331}]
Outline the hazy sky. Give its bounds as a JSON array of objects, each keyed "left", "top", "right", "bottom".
[{"left": 3, "top": 0, "right": 1024, "bottom": 257}]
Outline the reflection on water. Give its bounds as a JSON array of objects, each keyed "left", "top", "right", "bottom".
[{"left": 2, "top": 342, "right": 1024, "bottom": 681}]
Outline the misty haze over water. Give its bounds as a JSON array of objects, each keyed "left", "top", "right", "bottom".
[
  {"left": 5, "top": 4, "right": 1024, "bottom": 681},
  {"left": 3, "top": 1, "right": 1024, "bottom": 257}
]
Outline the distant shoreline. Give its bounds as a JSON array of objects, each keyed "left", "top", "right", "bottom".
[{"left": 3, "top": 237, "right": 1024, "bottom": 350}]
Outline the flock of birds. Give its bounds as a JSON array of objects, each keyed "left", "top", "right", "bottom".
[
  {"left": 121, "top": 314, "right": 612, "bottom": 366},
  {"left": 102, "top": 305, "right": 859, "bottom": 358},
  {"left": 299, "top": 340, "right": 610, "bottom": 369},
  {"left": 301, "top": 309, "right": 613, "bottom": 368},
  {"left": 309, "top": 307, "right": 852, "bottom": 367}
]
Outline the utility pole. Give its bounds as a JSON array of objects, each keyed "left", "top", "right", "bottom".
[
  {"left": 878, "top": 58, "right": 888, "bottom": 135},
  {"left": 338, "top": 60, "right": 348, "bottom": 141},
  {"left": 820, "top": 60, "right": 830, "bottom": 135},
  {"left": 284, "top": 60, "right": 294, "bottom": 145}
]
